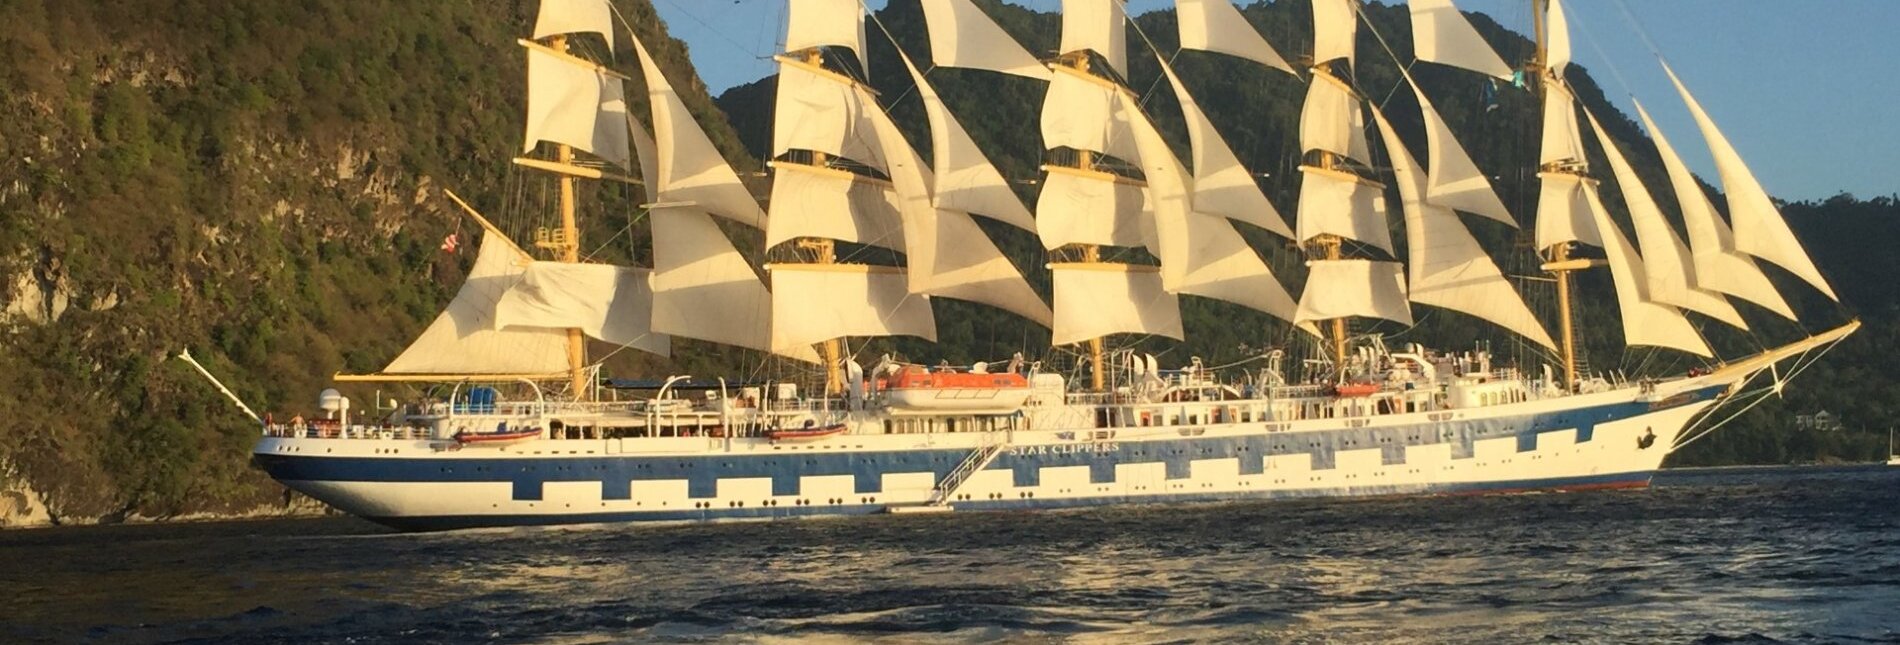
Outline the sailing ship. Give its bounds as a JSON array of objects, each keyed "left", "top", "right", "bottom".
[{"left": 232, "top": 0, "right": 1859, "bottom": 530}]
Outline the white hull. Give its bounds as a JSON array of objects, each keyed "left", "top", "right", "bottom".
[{"left": 256, "top": 380, "right": 1718, "bottom": 530}]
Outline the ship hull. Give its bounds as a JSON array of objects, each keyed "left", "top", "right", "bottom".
[{"left": 253, "top": 382, "right": 1727, "bottom": 531}]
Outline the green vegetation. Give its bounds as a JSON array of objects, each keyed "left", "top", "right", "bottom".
[
  {"left": 0, "top": 0, "right": 743, "bottom": 521},
  {"left": 0, "top": 0, "right": 1888, "bottom": 522}
]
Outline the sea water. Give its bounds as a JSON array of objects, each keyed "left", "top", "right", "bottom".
[{"left": 2, "top": 466, "right": 1897, "bottom": 643}]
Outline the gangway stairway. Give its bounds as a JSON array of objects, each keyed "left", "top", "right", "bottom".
[{"left": 886, "top": 437, "right": 1006, "bottom": 514}]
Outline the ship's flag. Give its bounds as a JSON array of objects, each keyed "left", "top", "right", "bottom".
[{"left": 440, "top": 232, "right": 460, "bottom": 254}]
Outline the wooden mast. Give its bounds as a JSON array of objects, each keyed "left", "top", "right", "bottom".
[{"left": 549, "top": 34, "right": 589, "bottom": 399}]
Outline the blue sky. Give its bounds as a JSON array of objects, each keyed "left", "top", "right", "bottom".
[{"left": 648, "top": 0, "right": 1898, "bottom": 202}]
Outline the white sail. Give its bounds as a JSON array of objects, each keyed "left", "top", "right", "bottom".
[
  {"left": 1410, "top": 80, "right": 1514, "bottom": 226},
  {"left": 869, "top": 90, "right": 1053, "bottom": 326},
  {"left": 1124, "top": 88, "right": 1299, "bottom": 321},
  {"left": 920, "top": 0, "right": 1050, "bottom": 79},
  {"left": 773, "top": 62, "right": 889, "bottom": 172},
  {"left": 1371, "top": 107, "right": 1555, "bottom": 349},
  {"left": 383, "top": 235, "right": 571, "bottom": 375},
  {"left": 1582, "top": 107, "right": 1747, "bottom": 329},
  {"left": 1534, "top": 172, "right": 1600, "bottom": 250},
  {"left": 633, "top": 35, "right": 766, "bottom": 228},
  {"left": 768, "top": 265, "right": 937, "bottom": 351},
  {"left": 917, "top": 211, "right": 1056, "bottom": 327},
  {"left": 785, "top": 0, "right": 867, "bottom": 71},
  {"left": 1665, "top": 63, "right": 1838, "bottom": 301},
  {"left": 533, "top": 0, "right": 615, "bottom": 51},
  {"left": 1175, "top": 0, "right": 1295, "bottom": 75},
  {"left": 1312, "top": 0, "right": 1358, "bottom": 67},
  {"left": 899, "top": 54, "right": 1036, "bottom": 232},
  {"left": 1295, "top": 259, "right": 1413, "bottom": 326},
  {"left": 1539, "top": 80, "right": 1587, "bottom": 168},
  {"left": 1300, "top": 72, "right": 1371, "bottom": 164},
  {"left": 1296, "top": 166, "right": 1391, "bottom": 254},
  {"left": 1042, "top": 66, "right": 1141, "bottom": 162},
  {"left": 1632, "top": 99, "right": 1796, "bottom": 319},
  {"left": 1546, "top": 0, "right": 1573, "bottom": 74},
  {"left": 1059, "top": 0, "right": 1128, "bottom": 76},
  {"left": 764, "top": 163, "right": 906, "bottom": 253},
  {"left": 1535, "top": 80, "right": 1595, "bottom": 250},
  {"left": 1051, "top": 263, "right": 1184, "bottom": 346},
  {"left": 1157, "top": 59, "right": 1293, "bottom": 238},
  {"left": 1581, "top": 185, "right": 1714, "bottom": 357},
  {"left": 649, "top": 206, "right": 818, "bottom": 363},
  {"left": 524, "top": 48, "right": 631, "bottom": 169},
  {"left": 1036, "top": 168, "right": 1152, "bottom": 250},
  {"left": 628, "top": 110, "right": 659, "bottom": 204},
  {"left": 1408, "top": 0, "right": 1512, "bottom": 80},
  {"left": 495, "top": 262, "right": 669, "bottom": 355}
]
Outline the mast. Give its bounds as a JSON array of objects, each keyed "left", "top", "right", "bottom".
[
  {"left": 767, "top": 11, "right": 937, "bottom": 395},
  {"left": 1063, "top": 51, "right": 1108, "bottom": 393},
  {"left": 548, "top": 34, "right": 588, "bottom": 399},
  {"left": 1532, "top": 0, "right": 1581, "bottom": 391},
  {"left": 795, "top": 48, "right": 847, "bottom": 396}
]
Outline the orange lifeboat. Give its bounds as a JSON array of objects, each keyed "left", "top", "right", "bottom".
[
  {"left": 1332, "top": 383, "right": 1382, "bottom": 398},
  {"left": 880, "top": 366, "right": 1032, "bottom": 413}
]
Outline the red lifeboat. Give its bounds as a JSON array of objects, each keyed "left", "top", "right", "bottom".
[{"left": 880, "top": 365, "right": 1032, "bottom": 412}]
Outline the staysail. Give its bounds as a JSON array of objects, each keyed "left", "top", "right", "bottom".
[
  {"left": 1581, "top": 107, "right": 1746, "bottom": 329},
  {"left": 1631, "top": 99, "right": 1795, "bottom": 319},
  {"left": 898, "top": 54, "right": 1037, "bottom": 232},
  {"left": 383, "top": 235, "right": 572, "bottom": 375},
  {"left": 919, "top": 0, "right": 1049, "bottom": 79},
  {"left": 878, "top": 53, "right": 1052, "bottom": 326},
  {"left": 631, "top": 31, "right": 813, "bottom": 361},
  {"left": 1581, "top": 185, "right": 1714, "bottom": 357},
  {"left": 1156, "top": 59, "right": 1293, "bottom": 238},
  {"left": 1175, "top": 0, "right": 1295, "bottom": 75},
  {"left": 1124, "top": 69, "right": 1299, "bottom": 323},
  {"left": 1406, "top": 78, "right": 1514, "bottom": 226},
  {"left": 1370, "top": 106, "right": 1555, "bottom": 349},
  {"left": 634, "top": 37, "right": 765, "bottom": 228},
  {"left": 1664, "top": 63, "right": 1838, "bottom": 301},
  {"left": 1408, "top": 0, "right": 1513, "bottom": 80}
]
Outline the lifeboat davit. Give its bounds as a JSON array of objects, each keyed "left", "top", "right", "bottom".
[
  {"left": 767, "top": 423, "right": 847, "bottom": 441},
  {"left": 453, "top": 427, "right": 542, "bottom": 446},
  {"left": 880, "top": 366, "right": 1032, "bottom": 412}
]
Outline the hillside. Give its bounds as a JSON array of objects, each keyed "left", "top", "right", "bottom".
[
  {"left": 0, "top": 0, "right": 752, "bottom": 525},
  {"left": 0, "top": 0, "right": 1891, "bottom": 526}
]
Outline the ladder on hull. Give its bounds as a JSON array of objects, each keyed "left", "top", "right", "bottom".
[{"left": 888, "top": 436, "right": 1006, "bottom": 513}]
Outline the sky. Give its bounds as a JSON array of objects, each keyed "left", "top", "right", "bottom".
[{"left": 648, "top": 0, "right": 1900, "bottom": 202}]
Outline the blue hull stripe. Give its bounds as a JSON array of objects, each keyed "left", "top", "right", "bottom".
[{"left": 364, "top": 471, "right": 1653, "bottom": 532}]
